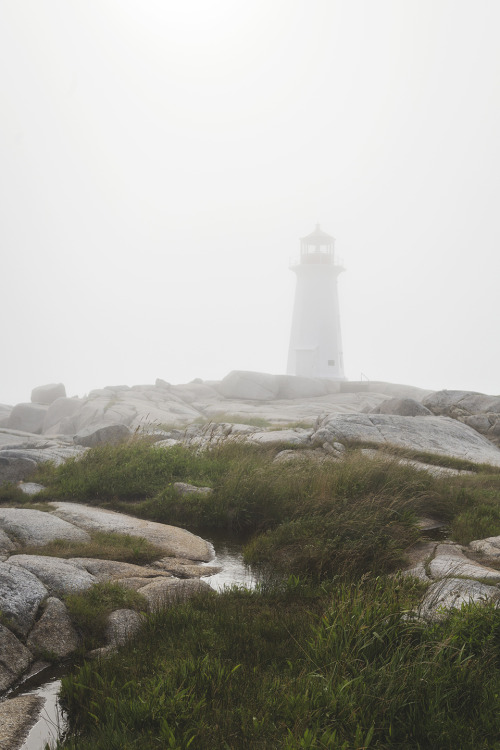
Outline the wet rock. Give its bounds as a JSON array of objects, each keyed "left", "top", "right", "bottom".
[
  {"left": 8, "top": 555, "right": 96, "bottom": 596},
  {"left": 50, "top": 503, "right": 214, "bottom": 562},
  {"left": 0, "top": 693, "right": 43, "bottom": 748},
  {"left": 74, "top": 422, "right": 131, "bottom": 447},
  {"left": 419, "top": 577, "right": 500, "bottom": 622},
  {"left": 26, "top": 597, "right": 79, "bottom": 658},
  {"left": 0, "top": 508, "right": 90, "bottom": 547},
  {"left": 0, "top": 563, "right": 47, "bottom": 637},
  {"left": 31, "top": 383, "right": 66, "bottom": 406}
]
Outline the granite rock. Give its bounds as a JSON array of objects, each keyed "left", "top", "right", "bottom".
[
  {"left": 50, "top": 502, "right": 214, "bottom": 562},
  {"left": 31, "top": 383, "right": 66, "bottom": 406},
  {"left": 74, "top": 422, "right": 131, "bottom": 447},
  {"left": 0, "top": 693, "right": 43, "bottom": 749},
  {"left": 6, "top": 403, "right": 48, "bottom": 435},
  {"left": 0, "top": 624, "right": 33, "bottom": 692},
  {"left": 8, "top": 555, "right": 97, "bottom": 596},
  {"left": 0, "top": 508, "right": 90, "bottom": 547},
  {"left": 0, "top": 562, "right": 47, "bottom": 636},
  {"left": 26, "top": 597, "right": 79, "bottom": 657}
]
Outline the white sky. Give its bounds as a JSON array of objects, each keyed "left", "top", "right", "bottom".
[{"left": 1, "top": 0, "right": 499, "bottom": 405}]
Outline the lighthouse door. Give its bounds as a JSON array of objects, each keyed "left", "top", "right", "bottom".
[{"left": 295, "top": 349, "right": 317, "bottom": 378}]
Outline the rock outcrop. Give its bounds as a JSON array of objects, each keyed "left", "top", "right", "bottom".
[
  {"left": 31, "top": 383, "right": 66, "bottom": 406},
  {"left": 423, "top": 389, "right": 500, "bottom": 446},
  {"left": 0, "top": 500, "right": 217, "bottom": 714},
  {"left": 310, "top": 413, "right": 500, "bottom": 466}
]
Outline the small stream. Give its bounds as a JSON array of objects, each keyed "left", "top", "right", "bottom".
[{"left": 13, "top": 539, "right": 253, "bottom": 750}]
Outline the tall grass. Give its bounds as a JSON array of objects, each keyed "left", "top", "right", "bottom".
[
  {"left": 55, "top": 577, "right": 500, "bottom": 749},
  {"left": 33, "top": 439, "right": 500, "bottom": 580}
]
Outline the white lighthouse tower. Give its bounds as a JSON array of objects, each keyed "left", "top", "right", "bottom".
[{"left": 287, "top": 224, "right": 345, "bottom": 380}]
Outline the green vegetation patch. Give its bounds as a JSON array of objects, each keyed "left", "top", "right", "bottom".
[
  {"left": 0, "top": 482, "right": 38, "bottom": 505},
  {"left": 55, "top": 576, "right": 500, "bottom": 750},
  {"left": 33, "top": 439, "right": 500, "bottom": 580},
  {"left": 65, "top": 582, "right": 147, "bottom": 651}
]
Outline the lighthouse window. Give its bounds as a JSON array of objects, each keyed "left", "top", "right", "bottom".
[{"left": 328, "top": 360, "right": 335, "bottom": 366}]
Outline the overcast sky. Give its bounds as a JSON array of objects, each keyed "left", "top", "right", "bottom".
[{"left": 1, "top": 0, "right": 499, "bottom": 405}]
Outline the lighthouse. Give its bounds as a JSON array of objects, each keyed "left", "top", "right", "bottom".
[{"left": 286, "top": 224, "right": 345, "bottom": 380}]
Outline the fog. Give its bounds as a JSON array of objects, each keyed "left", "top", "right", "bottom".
[{"left": 1, "top": 0, "right": 499, "bottom": 406}]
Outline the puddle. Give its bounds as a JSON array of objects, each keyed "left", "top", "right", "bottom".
[
  {"left": 204, "top": 535, "right": 257, "bottom": 591},
  {"left": 13, "top": 670, "right": 67, "bottom": 750}
]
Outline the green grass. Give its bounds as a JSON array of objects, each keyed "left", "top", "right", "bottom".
[
  {"left": 0, "top": 482, "right": 38, "bottom": 505},
  {"left": 32, "top": 439, "right": 500, "bottom": 581},
  {"left": 27, "top": 438, "right": 500, "bottom": 749},
  {"left": 343, "top": 440, "right": 499, "bottom": 473},
  {"left": 64, "top": 582, "right": 147, "bottom": 651},
  {"left": 18, "top": 531, "right": 165, "bottom": 565},
  {"left": 55, "top": 576, "right": 500, "bottom": 750}
]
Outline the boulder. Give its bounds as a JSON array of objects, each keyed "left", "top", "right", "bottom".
[
  {"left": 74, "top": 422, "right": 131, "bottom": 447},
  {"left": 8, "top": 555, "right": 97, "bottom": 596},
  {"left": 0, "top": 508, "right": 90, "bottom": 547},
  {"left": 428, "top": 543, "right": 500, "bottom": 582},
  {"left": 31, "top": 383, "right": 66, "bottom": 406},
  {"left": 311, "top": 413, "right": 500, "bottom": 466},
  {"left": 42, "top": 396, "right": 82, "bottom": 434},
  {"left": 373, "top": 398, "right": 432, "bottom": 417},
  {"left": 217, "top": 371, "right": 281, "bottom": 401},
  {"left": 0, "top": 455, "right": 37, "bottom": 485},
  {"left": 7, "top": 403, "right": 48, "bottom": 434},
  {"left": 0, "top": 529, "right": 16, "bottom": 555},
  {"left": 0, "top": 694, "right": 43, "bottom": 747},
  {"left": 469, "top": 535, "right": 500, "bottom": 557},
  {"left": 0, "top": 624, "right": 33, "bottom": 692},
  {"left": 105, "top": 608, "right": 144, "bottom": 648},
  {"left": 26, "top": 596, "right": 79, "bottom": 657},
  {"left": 0, "top": 562, "right": 48, "bottom": 636},
  {"left": 423, "top": 390, "right": 500, "bottom": 417},
  {"left": 18, "top": 482, "right": 45, "bottom": 496},
  {"left": 50, "top": 502, "right": 214, "bottom": 562}
]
